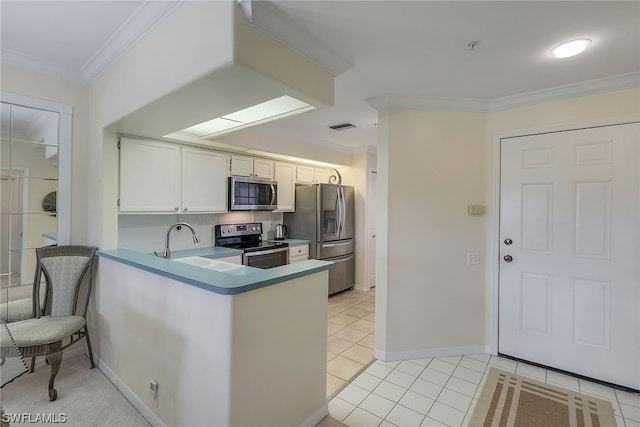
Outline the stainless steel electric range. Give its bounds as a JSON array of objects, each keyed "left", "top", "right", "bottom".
[{"left": 214, "top": 223, "right": 288, "bottom": 269}]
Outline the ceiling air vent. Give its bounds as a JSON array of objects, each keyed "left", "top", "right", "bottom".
[{"left": 329, "top": 122, "right": 356, "bottom": 131}]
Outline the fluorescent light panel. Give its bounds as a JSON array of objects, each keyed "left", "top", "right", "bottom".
[{"left": 178, "top": 95, "right": 312, "bottom": 138}]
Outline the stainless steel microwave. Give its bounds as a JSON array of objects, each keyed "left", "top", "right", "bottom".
[{"left": 228, "top": 176, "right": 278, "bottom": 211}]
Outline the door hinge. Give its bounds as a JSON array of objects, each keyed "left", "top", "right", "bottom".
[
  {"left": 117, "top": 140, "right": 121, "bottom": 149},
  {"left": 117, "top": 198, "right": 120, "bottom": 207}
]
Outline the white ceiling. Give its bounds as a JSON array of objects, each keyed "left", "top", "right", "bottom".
[{"left": 2, "top": 1, "right": 639, "bottom": 153}]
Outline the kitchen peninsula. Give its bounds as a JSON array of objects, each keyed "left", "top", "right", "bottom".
[{"left": 96, "top": 248, "right": 333, "bottom": 427}]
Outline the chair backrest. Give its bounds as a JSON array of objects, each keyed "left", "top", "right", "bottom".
[{"left": 34, "top": 245, "right": 97, "bottom": 318}]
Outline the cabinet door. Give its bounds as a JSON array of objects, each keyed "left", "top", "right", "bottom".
[
  {"left": 314, "top": 168, "right": 333, "bottom": 184},
  {"left": 230, "top": 155, "right": 253, "bottom": 177},
  {"left": 119, "top": 137, "right": 180, "bottom": 212},
  {"left": 296, "top": 165, "right": 315, "bottom": 183},
  {"left": 275, "top": 162, "right": 295, "bottom": 211},
  {"left": 289, "top": 244, "right": 309, "bottom": 263},
  {"left": 253, "top": 158, "right": 275, "bottom": 179},
  {"left": 182, "top": 148, "right": 229, "bottom": 213}
]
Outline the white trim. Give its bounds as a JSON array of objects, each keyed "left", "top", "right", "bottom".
[
  {"left": 82, "top": 1, "right": 182, "bottom": 83},
  {"left": 1, "top": 2, "right": 181, "bottom": 84},
  {"left": 373, "top": 345, "right": 492, "bottom": 362},
  {"left": 488, "top": 115, "right": 640, "bottom": 356},
  {"left": 297, "top": 403, "right": 329, "bottom": 427},
  {"left": 0, "top": 49, "right": 86, "bottom": 83},
  {"left": 97, "top": 357, "right": 167, "bottom": 427},
  {"left": 366, "top": 95, "right": 489, "bottom": 112},
  {"left": 489, "top": 71, "right": 640, "bottom": 112},
  {"left": 366, "top": 72, "right": 640, "bottom": 113}
]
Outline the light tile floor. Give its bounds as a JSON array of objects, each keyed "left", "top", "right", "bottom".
[
  {"left": 327, "top": 288, "right": 376, "bottom": 397},
  {"left": 329, "top": 354, "right": 640, "bottom": 427},
  {"left": 327, "top": 290, "right": 640, "bottom": 426}
]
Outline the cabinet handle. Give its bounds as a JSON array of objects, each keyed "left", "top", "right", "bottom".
[
  {"left": 183, "top": 207, "right": 188, "bottom": 212},
  {"left": 175, "top": 206, "right": 179, "bottom": 211}
]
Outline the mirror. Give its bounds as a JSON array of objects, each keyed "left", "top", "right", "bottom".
[{"left": 1, "top": 102, "right": 60, "bottom": 323}]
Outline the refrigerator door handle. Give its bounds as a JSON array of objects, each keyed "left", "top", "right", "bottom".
[
  {"left": 322, "top": 240, "right": 352, "bottom": 247},
  {"left": 340, "top": 186, "right": 346, "bottom": 238},
  {"left": 336, "top": 186, "right": 342, "bottom": 237}
]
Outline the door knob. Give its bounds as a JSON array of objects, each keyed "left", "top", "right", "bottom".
[
  {"left": 504, "top": 238, "right": 513, "bottom": 246},
  {"left": 504, "top": 255, "right": 513, "bottom": 262}
]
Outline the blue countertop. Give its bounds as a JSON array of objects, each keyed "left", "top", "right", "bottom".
[
  {"left": 97, "top": 247, "right": 333, "bottom": 296},
  {"left": 267, "top": 239, "right": 310, "bottom": 246},
  {"left": 42, "top": 232, "right": 57, "bottom": 241}
]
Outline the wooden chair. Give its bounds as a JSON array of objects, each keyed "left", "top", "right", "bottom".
[{"left": 7, "top": 245, "right": 97, "bottom": 401}]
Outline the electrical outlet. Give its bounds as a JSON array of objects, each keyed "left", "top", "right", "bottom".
[
  {"left": 150, "top": 380, "right": 158, "bottom": 407},
  {"left": 467, "top": 252, "right": 480, "bottom": 265}
]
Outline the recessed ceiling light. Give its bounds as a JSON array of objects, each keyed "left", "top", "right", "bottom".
[{"left": 550, "top": 38, "right": 591, "bottom": 59}]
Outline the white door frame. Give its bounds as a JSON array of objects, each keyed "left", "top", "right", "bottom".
[{"left": 488, "top": 114, "right": 640, "bottom": 355}]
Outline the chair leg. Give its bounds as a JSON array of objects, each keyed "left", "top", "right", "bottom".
[
  {"left": 47, "top": 350, "right": 62, "bottom": 401},
  {"left": 83, "top": 327, "right": 95, "bottom": 369}
]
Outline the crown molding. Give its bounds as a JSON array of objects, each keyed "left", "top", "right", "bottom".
[
  {"left": 82, "top": 1, "right": 182, "bottom": 83},
  {"left": 1, "top": 49, "right": 86, "bottom": 83},
  {"left": 488, "top": 71, "right": 640, "bottom": 111},
  {"left": 237, "top": 0, "right": 351, "bottom": 76},
  {"left": 366, "top": 95, "right": 489, "bottom": 112},
  {"left": 366, "top": 72, "right": 640, "bottom": 113},
  {"left": 1, "top": 2, "right": 181, "bottom": 84}
]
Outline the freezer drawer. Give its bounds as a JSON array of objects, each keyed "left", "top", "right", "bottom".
[
  {"left": 325, "top": 253, "right": 354, "bottom": 295},
  {"left": 317, "top": 239, "right": 353, "bottom": 259}
]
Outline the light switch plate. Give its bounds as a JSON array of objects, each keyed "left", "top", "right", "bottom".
[{"left": 467, "top": 252, "right": 480, "bottom": 265}]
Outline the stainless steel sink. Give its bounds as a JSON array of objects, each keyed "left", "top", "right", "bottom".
[{"left": 173, "top": 256, "right": 244, "bottom": 272}]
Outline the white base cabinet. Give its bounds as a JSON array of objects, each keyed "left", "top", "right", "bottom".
[
  {"left": 289, "top": 244, "right": 309, "bottom": 263},
  {"left": 119, "top": 137, "right": 229, "bottom": 213}
]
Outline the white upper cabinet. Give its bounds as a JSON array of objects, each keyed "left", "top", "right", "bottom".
[
  {"left": 231, "top": 155, "right": 275, "bottom": 179},
  {"left": 274, "top": 161, "right": 296, "bottom": 212},
  {"left": 119, "top": 137, "right": 228, "bottom": 214},
  {"left": 181, "top": 147, "right": 229, "bottom": 213},
  {"left": 296, "top": 165, "right": 333, "bottom": 184},
  {"left": 314, "top": 168, "right": 333, "bottom": 184},
  {"left": 119, "top": 137, "right": 180, "bottom": 212}
]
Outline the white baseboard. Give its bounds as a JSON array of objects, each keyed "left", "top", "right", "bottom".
[
  {"left": 298, "top": 403, "right": 329, "bottom": 427},
  {"left": 96, "top": 357, "right": 166, "bottom": 427},
  {"left": 373, "top": 345, "right": 491, "bottom": 362}
]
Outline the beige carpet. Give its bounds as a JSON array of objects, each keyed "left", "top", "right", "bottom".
[
  {"left": 2, "top": 352, "right": 346, "bottom": 427},
  {"left": 469, "top": 367, "right": 616, "bottom": 427},
  {"left": 1, "top": 353, "right": 150, "bottom": 427}
]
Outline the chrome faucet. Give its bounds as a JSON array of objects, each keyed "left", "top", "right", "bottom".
[{"left": 155, "top": 222, "right": 200, "bottom": 259}]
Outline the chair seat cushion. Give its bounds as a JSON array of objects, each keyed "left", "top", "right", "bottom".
[{"left": 8, "top": 316, "right": 86, "bottom": 347}]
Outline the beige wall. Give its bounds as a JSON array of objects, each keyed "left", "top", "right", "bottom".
[
  {"left": 376, "top": 87, "right": 640, "bottom": 358},
  {"left": 376, "top": 110, "right": 487, "bottom": 357},
  {"left": 1, "top": 63, "right": 90, "bottom": 244}
]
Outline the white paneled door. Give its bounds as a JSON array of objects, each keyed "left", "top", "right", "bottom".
[{"left": 499, "top": 122, "right": 640, "bottom": 390}]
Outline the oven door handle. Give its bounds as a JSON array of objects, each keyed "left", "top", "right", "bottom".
[{"left": 243, "top": 247, "right": 289, "bottom": 257}]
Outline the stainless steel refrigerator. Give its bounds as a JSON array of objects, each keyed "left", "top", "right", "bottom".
[{"left": 283, "top": 184, "right": 354, "bottom": 295}]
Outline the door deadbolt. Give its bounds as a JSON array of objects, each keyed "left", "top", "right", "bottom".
[
  {"left": 503, "top": 255, "right": 513, "bottom": 262},
  {"left": 504, "top": 238, "right": 513, "bottom": 246}
]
